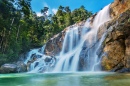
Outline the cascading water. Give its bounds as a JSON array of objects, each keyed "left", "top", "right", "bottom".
[
  {"left": 24, "top": 45, "right": 56, "bottom": 73},
  {"left": 24, "top": 4, "right": 111, "bottom": 73}
]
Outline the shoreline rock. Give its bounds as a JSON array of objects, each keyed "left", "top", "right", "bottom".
[{"left": 0, "top": 61, "right": 27, "bottom": 74}]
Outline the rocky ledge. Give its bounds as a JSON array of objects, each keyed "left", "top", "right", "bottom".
[{"left": 101, "top": 9, "right": 130, "bottom": 72}]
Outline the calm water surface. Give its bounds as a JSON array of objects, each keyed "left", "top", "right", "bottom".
[{"left": 0, "top": 72, "right": 130, "bottom": 86}]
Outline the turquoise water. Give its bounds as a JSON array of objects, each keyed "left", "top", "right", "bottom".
[{"left": 0, "top": 72, "right": 130, "bottom": 86}]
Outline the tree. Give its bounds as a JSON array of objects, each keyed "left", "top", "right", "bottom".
[
  {"left": 59, "top": 5, "right": 64, "bottom": 11},
  {"left": 0, "top": 2, "right": 93, "bottom": 65},
  {"left": 64, "top": 6, "right": 71, "bottom": 13},
  {"left": 71, "top": 5, "right": 92, "bottom": 23},
  {"left": 41, "top": 7, "right": 49, "bottom": 20}
]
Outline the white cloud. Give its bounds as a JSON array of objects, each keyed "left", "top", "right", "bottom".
[
  {"left": 46, "top": 11, "right": 50, "bottom": 16},
  {"left": 37, "top": 2, "right": 57, "bottom": 16},
  {"left": 36, "top": 12, "right": 42, "bottom": 17},
  {"left": 52, "top": 8, "right": 58, "bottom": 14}
]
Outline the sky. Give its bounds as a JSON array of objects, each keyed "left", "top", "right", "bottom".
[{"left": 31, "top": 0, "right": 114, "bottom": 16}]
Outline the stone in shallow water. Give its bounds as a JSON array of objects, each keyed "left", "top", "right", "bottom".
[
  {"left": 16, "top": 61, "right": 27, "bottom": 73},
  {"left": 0, "top": 64, "right": 17, "bottom": 73},
  {"left": 0, "top": 61, "right": 27, "bottom": 73},
  {"left": 44, "top": 56, "right": 52, "bottom": 62}
]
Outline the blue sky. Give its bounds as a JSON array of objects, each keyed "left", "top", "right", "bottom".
[{"left": 31, "top": 0, "right": 114, "bottom": 16}]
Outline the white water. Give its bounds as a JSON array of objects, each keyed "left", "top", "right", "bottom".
[
  {"left": 24, "top": 4, "right": 111, "bottom": 73},
  {"left": 24, "top": 45, "right": 56, "bottom": 73}
]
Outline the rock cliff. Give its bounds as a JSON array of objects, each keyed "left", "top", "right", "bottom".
[
  {"left": 100, "top": 0, "right": 130, "bottom": 72},
  {"left": 101, "top": 9, "right": 130, "bottom": 72},
  {"left": 44, "top": 0, "right": 130, "bottom": 72}
]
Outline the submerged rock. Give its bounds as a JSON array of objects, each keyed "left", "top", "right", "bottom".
[{"left": 44, "top": 56, "right": 52, "bottom": 62}]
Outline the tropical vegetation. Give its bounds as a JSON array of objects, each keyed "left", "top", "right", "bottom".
[{"left": 0, "top": 0, "right": 92, "bottom": 65}]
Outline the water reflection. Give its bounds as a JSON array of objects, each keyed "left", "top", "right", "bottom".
[
  {"left": 104, "top": 73, "right": 130, "bottom": 86},
  {"left": 0, "top": 72, "right": 130, "bottom": 86}
]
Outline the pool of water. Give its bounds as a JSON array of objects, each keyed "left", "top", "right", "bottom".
[{"left": 0, "top": 72, "right": 130, "bottom": 86}]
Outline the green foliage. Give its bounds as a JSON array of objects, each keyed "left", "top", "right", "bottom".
[
  {"left": 53, "top": 5, "right": 92, "bottom": 30},
  {"left": 0, "top": 0, "right": 93, "bottom": 64},
  {"left": 128, "top": 18, "right": 130, "bottom": 22}
]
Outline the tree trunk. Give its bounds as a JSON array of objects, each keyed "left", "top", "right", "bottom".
[{"left": 16, "top": 25, "right": 20, "bottom": 42}]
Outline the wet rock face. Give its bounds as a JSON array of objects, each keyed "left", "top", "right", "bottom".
[
  {"left": 101, "top": 9, "right": 130, "bottom": 72},
  {"left": 44, "top": 21, "right": 85, "bottom": 56},
  {"left": 102, "top": 40, "right": 125, "bottom": 70},
  {"left": 125, "top": 36, "right": 130, "bottom": 68},
  {"left": 44, "top": 32, "right": 64, "bottom": 56},
  {"left": 44, "top": 56, "right": 52, "bottom": 62},
  {"left": 78, "top": 46, "right": 88, "bottom": 71}
]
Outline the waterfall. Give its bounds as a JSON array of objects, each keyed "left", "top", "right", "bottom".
[
  {"left": 24, "top": 4, "right": 111, "bottom": 73},
  {"left": 24, "top": 45, "right": 56, "bottom": 73}
]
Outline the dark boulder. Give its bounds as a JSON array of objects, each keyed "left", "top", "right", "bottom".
[
  {"left": 0, "top": 61, "right": 27, "bottom": 74},
  {"left": 44, "top": 56, "right": 52, "bottom": 62},
  {"left": 0, "top": 64, "right": 17, "bottom": 73},
  {"left": 16, "top": 61, "right": 27, "bottom": 73},
  {"left": 117, "top": 68, "right": 130, "bottom": 73}
]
